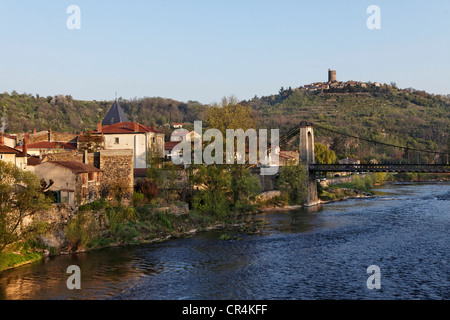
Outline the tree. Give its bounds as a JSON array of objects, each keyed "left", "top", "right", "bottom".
[
  {"left": 197, "top": 97, "right": 261, "bottom": 214},
  {"left": 277, "top": 162, "right": 308, "bottom": 205},
  {"left": 204, "top": 96, "right": 255, "bottom": 133},
  {"left": 0, "top": 162, "right": 51, "bottom": 252},
  {"left": 315, "top": 143, "right": 337, "bottom": 164}
]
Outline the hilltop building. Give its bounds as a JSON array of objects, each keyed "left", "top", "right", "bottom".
[{"left": 328, "top": 69, "right": 337, "bottom": 83}]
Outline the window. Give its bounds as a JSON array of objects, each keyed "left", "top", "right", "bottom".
[
  {"left": 81, "top": 174, "right": 86, "bottom": 184},
  {"left": 115, "top": 137, "right": 120, "bottom": 144},
  {"left": 82, "top": 187, "right": 86, "bottom": 198},
  {"left": 0, "top": 155, "right": 3, "bottom": 160},
  {"left": 88, "top": 172, "right": 95, "bottom": 182}
]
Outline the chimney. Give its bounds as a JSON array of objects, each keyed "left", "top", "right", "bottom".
[
  {"left": 83, "top": 149, "right": 88, "bottom": 164},
  {"left": 134, "top": 122, "right": 139, "bottom": 133},
  {"left": 33, "top": 128, "right": 36, "bottom": 134},
  {"left": 97, "top": 122, "right": 102, "bottom": 133},
  {"left": 23, "top": 136, "right": 28, "bottom": 155},
  {"left": 48, "top": 129, "right": 52, "bottom": 142},
  {"left": 0, "top": 132, "right": 4, "bottom": 146}
]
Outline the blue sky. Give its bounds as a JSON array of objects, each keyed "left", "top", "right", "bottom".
[{"left": 0, "top": 0, "right": 449, "bottom": 104}]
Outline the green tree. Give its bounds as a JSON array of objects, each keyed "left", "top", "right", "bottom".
[
  {"left": 204, "top": 96, "right": 255, "bottom": 133},
  {"left": 0, "top": 162, "right": 51, "bottom": 252},
  {"left": 277, "top": 162, "right": 308, "bottom": 205},
  {"left": 315, "top": 143, "right": 337, "bottom": 164},
  {"left": 191, "top": 164, "right": 232, "bottom": 217}
]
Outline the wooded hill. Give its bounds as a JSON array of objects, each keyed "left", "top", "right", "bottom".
[{"left": 1, "top": 84, "right": 449, "bottom": 162}]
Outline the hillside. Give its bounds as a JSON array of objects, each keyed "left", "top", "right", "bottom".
[
  {"left": 0, "top": 92, "right": 207, "bottom": 134},
  {"left": 243, "top": 84, "right": 449, "bottom": 162},
  {"left": 1, "top": 84, "right": 449, "bottom": 162}
]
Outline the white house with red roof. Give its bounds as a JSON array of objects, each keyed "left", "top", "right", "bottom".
[{"left": 93, "top": 121, "right": 165, "bottom": 169}]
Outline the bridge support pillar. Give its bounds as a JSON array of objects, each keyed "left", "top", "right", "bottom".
[{"left": 299, "top": 121, "right": 319, "bottom": 206}]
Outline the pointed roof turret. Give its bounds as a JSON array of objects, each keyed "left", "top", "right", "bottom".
[{"left": 102, "top": 99, "right": 129, "bottom": 126}]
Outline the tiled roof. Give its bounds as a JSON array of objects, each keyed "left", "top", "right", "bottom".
[
  {"left": 48, "top": 161, "right": 102, "bottom": 174},
  {"left": 27, "top": 156, "right": 41, "bottom": 166},
  {"left": 0, "top": 144, "right": 23, "bottom": 155},
  {"left": 17, "top": 141, "right": 77, "bottom": 150},
  {"left": 165, "top": 141, "right": 181, "bottom": 150},
  {"left": 78, "top": 135, "right": 104, "bottom": 143},
  {"left": 95, "top": 122, "right": 164, "bottom": 134}
]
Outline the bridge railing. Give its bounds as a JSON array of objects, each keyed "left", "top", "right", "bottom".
[{"left": 309, "top": 164, "right": 450, "bottom": 173}]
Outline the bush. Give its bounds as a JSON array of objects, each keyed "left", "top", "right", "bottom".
[
  {"left": 277, "top": 163, "right": 308, "bottom": 205},
  {"left": 135, "top": 179, "right": 159, "bottom": 203},
  {"left": 132, "top": 192, "right": 145, "bottom": 207},
  {"left": 192, "top": 191, "right": 231, "bottom": 218},
  {"left": 65, "top": 212, "right": 98, "bottom": 250}
]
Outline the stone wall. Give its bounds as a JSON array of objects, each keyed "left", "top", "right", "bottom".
[
  {"left": 36, "top": 204, "right": 75, "bottom": 250},
  {"left": 45, "top": 149, "right": 134, "bottom": 200},
  {"left": 250, "top": 167, "right": 279, "bottom": 192},
  {"left": 319, "top": 174, "right": 366, "bottom": 187},
  {"left": 98, "top": 150, "right": 134, "bottom": 197},
  {"left": 27, "top": 131, "right": 79, "bottom": 144}
]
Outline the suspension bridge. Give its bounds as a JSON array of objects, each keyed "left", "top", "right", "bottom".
[{"left": 276, "top": 121, "right": 450, "bottom": 206}]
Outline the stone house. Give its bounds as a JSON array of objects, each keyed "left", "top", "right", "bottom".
[
  {"left": 44, "top": 149, "right": 134, "bottom": 199},
  {"left": 34, "top": 160, "right": 103, "bottom": 207}
]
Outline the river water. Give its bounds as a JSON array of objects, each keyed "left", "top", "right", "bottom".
[{"left": 0, "top": 182, "right": 448, "bottom": 300}]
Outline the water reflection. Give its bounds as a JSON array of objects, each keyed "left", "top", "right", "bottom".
[{"left": 0, "top": 183, "right": 448, "bottom": 300}]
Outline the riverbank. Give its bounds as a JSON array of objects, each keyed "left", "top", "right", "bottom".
[
  {"left": 1, "top": 173, "right": 446, "bottom": 273},
  {"left": 0, "top": 202, "right": 266, "bottom": 273}
]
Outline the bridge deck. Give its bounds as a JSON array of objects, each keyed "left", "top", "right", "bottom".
[{"left": 309, "top": 164, "right": 450, "bottom": 173}]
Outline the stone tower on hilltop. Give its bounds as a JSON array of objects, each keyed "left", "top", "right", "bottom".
[{"left": 328, "top": 69, "right": 337, "bottom": 83}]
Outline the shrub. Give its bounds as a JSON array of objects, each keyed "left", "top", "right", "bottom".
[
  {"left": 135, "top": 179, "right": 159, "bottom": 203},
  {"left": 64, "top": 212, "right": 98, "bottom": 250},
  {"left": 132, "top": 192, "right": 145, "bottom": 207}
]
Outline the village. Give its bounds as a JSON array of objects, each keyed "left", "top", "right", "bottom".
[
  {"left": 0, "top": 90, "right": 367, "bottom": 212},
  {"left": 3, "top": 95, "right": 339, "bottom": 212}
]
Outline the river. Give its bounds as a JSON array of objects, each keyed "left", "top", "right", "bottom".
[{"left": 0, "top": 182, "right": 448, "bottom": 300}]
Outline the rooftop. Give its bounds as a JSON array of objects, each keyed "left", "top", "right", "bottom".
[
  {"left": 0, "top": 144, "right": 23, "bottom": 155},
  {"left": 102, "top": 100, "right": 129, "bottom": 126},
  {"left": 95, "top": 122, "right": 164, "bottom": 134},
  {"left": 17, "top": 141, "right": 77, "bottom": 150},
  {"left": 47, "top": 161, "right": 103, "bottom": 174}
]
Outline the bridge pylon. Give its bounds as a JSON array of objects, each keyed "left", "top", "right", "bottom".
[{"left": 299, "top": 121, "right": 319, "bottom": 206}]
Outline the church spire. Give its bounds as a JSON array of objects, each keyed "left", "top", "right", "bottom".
[{"left": 102, "top": 96, "right": 129, "bottom": 125}]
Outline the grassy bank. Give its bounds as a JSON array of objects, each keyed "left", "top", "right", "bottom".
[
  {"left": 61, "top": 198, "right": 263, "bottom": 254},
  {"left": 318, "top": 172, "right": 449, "bottom": 202},
  {"left": 0, "top": 240, "right": 50, "bottom": 272},
  {"left": 0, "top": 201, "right": 262, "bottom": 272}
]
